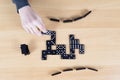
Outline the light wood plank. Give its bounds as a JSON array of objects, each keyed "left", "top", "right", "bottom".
[{"left": 0, "top": 0, "right": 120, "bottom": 80}]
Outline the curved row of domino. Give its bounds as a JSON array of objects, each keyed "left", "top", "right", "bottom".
[
  {"left": 49, "top": 11, "right": 92, "bottom": 23},
  {"left": 51, "top": 67, "right": 98, "bottom": 76}
]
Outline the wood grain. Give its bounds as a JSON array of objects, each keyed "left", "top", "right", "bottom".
[{"left": 0, "top": 0, "right": 120, "bottom": 80}]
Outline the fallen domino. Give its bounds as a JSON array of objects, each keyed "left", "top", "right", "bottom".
[
  {"left": 87, "top": 67, "right": 98, "bottom": 72},
  {"left": 75, "top": 67, "right": 86, "bottom": 71},
  {"left": 49, "top": 10, "right": 92, "bottom": 23},
  {"left": 62, "top": 68, "right": 73, "bottom": 72},
  {"left": 51, "top": 71, "right": 62, "bottom": 76},
  {"left": 63, "top": 19, "right": 73, "bottom": 23}
]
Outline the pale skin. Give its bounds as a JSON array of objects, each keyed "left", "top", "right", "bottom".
[{"left": 19, "top": 6, "right": 47, "bottom": 36}]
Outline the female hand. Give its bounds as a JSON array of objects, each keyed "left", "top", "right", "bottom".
[{"left": 19, "top": 6, "right": 47, "bottom": 36}]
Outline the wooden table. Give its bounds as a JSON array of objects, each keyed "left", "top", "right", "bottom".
[{"left": 0, "top": 0, "right": 120, "bottom": 80}]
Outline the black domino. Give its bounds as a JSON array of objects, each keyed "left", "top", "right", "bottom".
[
  {"left": 63, "top": 68, "right": 73, "bottom": 72},
  {"left": 69, "top": 54, "right": 76, "bottom": 59},
  {"left": 87, "top": 67, "right": 98, "bottom": 72},
  {"left": 41, "top": 30, "right": 52, "bottom": 35},
  {"left": 82, "top": 11, "right": 92, "bottom": 18},
  {"left": 51, "top": 71, "right": 61, "bottom": 76},
  {"left": 46, "top": 40, "right": 54, "bottom": 46},
  {"left": 73, "top": 10, "right": 92, "bottom": 21},
  {"left": 49, "top": 18, "right": 60, "bottom": 22},
  {"left": 56, "top": 45, "right": 66, "bottom": 54},
  {"left": 70, "top": 48, "right": 75, "bottom": 54},
  {"left": 42, "top": 51, "right": 47, "bottom": 60},
  {"left": 79, "top": 44, "right": 85, "bottom": 54},
  {"left": 73, "top": 16, "right": 84, "bottom": 21},
  {"left": 69, "top": 35, "right": 75, "bottom": 44},
  {"left": 20, "top": 44, "right": 30, "bottom": 55},
  {"left": 41, "top": 30, "right": 55, "bottom": 35},
  {"left": 46, "top": 41, "right": 52, "bottom": 50},
  {"left": 51, "top": 35, "right": 56, "bottom": 44},
  {"left": 47, "top": 50, "right": 57, "bottom": 55},
  {"left": 75, "top": 67, "right": 86, "bottom": 70},
  {"left": 63, "top": 19, "right": 73, "bottom": 23},
  {"left": 50, "top": 31, "right": 56, "bottom": 44},
  {"left": 50, "top": 31, "right": 56, "bottom": 35},
  {"left": 61, "top": 54, "right": 69, "bottom": 59}
]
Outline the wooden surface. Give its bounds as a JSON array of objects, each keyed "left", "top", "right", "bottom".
[{"left": 0, "top": 0, "right": 120, "bottom": 80}]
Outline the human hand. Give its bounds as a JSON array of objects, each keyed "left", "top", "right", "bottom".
[{"left": 19, "top": 6, "right": 47, "bottom": 36}]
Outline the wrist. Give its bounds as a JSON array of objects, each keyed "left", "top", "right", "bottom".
[
  {"left": 13, "top": 0, "right": 30, "bottom": 13},
  {"left": 18, "top": 5, "right": 31, "bottom": 13}
]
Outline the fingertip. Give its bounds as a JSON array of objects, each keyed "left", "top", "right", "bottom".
[
  {"left": 38, "top": 26, "right": 47, "bottom": 33},
  {"left": 34, "top": 21, "right": 47, "bottom": 33}
]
